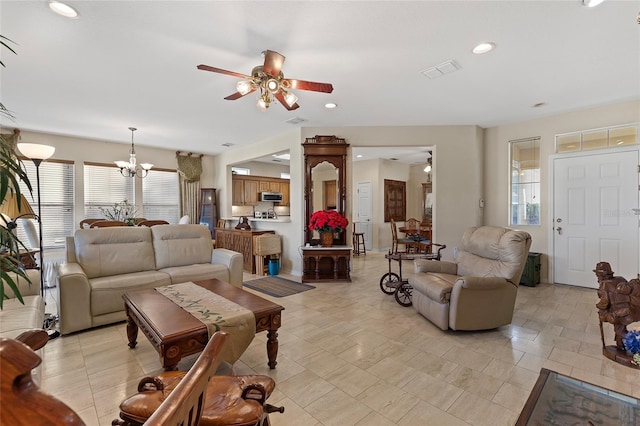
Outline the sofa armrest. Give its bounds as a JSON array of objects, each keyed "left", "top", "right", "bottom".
[
  {"left": 58, "top": 263, "right": 92, "bottom": 335},
  {"left": 414, "top": 259, "right": 457, "bottom": 275},
  {"left": 211, "top": 249, "right": 243, "bottom": 288},
  {"left": 455, "top": 276, "right": 508, "bottom": 290},
  {"left": 3, "top": 269, "right": 41, "bottom": 300}
]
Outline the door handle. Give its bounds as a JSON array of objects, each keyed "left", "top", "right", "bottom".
[{"left": 556, "top": 226, "right": 562, "bottom": 235}]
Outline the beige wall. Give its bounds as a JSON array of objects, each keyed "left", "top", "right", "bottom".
[
  {"left": 5, "top": 129, "right": 187, "bottom": 226},
  {"left": 483, "top": 99, "right": 640, "bottom": 282}
]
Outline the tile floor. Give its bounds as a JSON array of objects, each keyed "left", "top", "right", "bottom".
[{"left": 40, "top": 251, "right": 640, "bottom": 425}]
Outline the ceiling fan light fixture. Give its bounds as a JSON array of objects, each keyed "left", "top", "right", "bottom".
[
  {"left": 266, "top": 79, "right": 279, "bottom": 93},
  {"left": 282, "top": 90, "right": 298, "bottom": 108},
  {"left": 257, "top": 96, "right": 269, "bottom": 111},
  {"left": 236, "top": 80, "right": 253, "bottom": 95}
]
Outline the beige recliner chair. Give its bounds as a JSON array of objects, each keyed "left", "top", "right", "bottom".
[{"left": 410, "top": 226, "right": 531, "bottom": 331}]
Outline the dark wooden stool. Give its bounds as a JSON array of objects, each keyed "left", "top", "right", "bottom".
[{"left": 352, "top": 223, "right": 366, "bottom": 256}]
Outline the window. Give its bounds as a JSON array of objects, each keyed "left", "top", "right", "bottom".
[
  {"left": 510, "top": 137, "right": 540, "bottom": 226},
  {"left": 232, "top": 167, "right": 250, "bottom": 175},
  {"left": 17, "top": 160, "right": 74, "bottom": 249},
  {"left": 84, "top": 163, "right": 134, "bottom": 218},
  {"left": 143, "top": 169, "right": 180, "bottom": 223}
]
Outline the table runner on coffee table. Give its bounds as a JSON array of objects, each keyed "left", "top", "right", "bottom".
[{"left": 156, "top": 282, "right": 256, "bottom": 363}]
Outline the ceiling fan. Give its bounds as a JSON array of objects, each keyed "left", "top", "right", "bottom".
[{"left": 197, "top": 50, "right": 333, "bottom": 111}]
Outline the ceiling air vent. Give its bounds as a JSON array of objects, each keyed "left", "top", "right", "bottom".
[
  {"left": 284, "top": 117, "right": 308, "bottom": 125},
  {"left": 421, "top": 60, "right": 461, "bottom": 79}
]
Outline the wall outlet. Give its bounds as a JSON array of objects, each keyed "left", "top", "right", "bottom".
[{"left": 479, "top": 199, "right": 485, "bottom": 208}]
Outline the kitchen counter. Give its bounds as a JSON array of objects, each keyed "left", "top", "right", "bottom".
[{"left": 223, "top": 217, "right": 291, "bottom": 224}]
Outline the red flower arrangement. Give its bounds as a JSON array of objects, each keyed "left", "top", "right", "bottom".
[{"left": 309, "top": 210, "right": 349, "bottom": 233}]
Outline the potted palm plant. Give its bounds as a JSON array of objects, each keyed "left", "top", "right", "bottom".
[{"left": 1, "top": 34, "right": 33, "bottom": 308}]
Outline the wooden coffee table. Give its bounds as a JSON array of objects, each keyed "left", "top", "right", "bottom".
[{"left": 122, "top": 278, "right": 284, "bottom": 370}]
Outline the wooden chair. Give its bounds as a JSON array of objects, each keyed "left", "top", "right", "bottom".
[
  {"left": 352, "top": 222, "right": 366, "bottom": 256},
  {"left": 1, "top": 330, "right": 85, "bottom": 425},
  {"left": 137, "top": 220, "right": 169, "bottom": 227},
  {"left": 114, "top": 331, "right": 283, "bottom": 426},
  {"left": 79, "top": 218, "right": 103, "bottom": 229},
  {"left": 390, "top": 219, "right": 414, "bottom": 254},
  {"left": 132, "top": 218, "right": 148, "bottom": 225},
  {"left": 89, "top": 220, "right": 128, "bottom": 228},
  {"left": 216, "top": 219, "right": 226, "bottom": 228}
]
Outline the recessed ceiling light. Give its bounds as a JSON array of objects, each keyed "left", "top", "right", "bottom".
[
  {"left": 49, "top": 1, "right": 79, "bottom": 18},
  {"left": 356, "top": 154, "right": 363, "bottom": 158},
  {"left": 582, "top": 0, "right": 605, "bottom": 7},
  {"left": 324, "top": 103, "right": 337, "bottom": 109},
  {"left": 472, "top": 42, "right": 495, "bottom": 55}
]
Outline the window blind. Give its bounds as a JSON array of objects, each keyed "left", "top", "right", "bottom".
[
  {"left": 16, "top": 160, "right": 74, "bottom": 249},
  {"left": 84, "top": 163, "right": 134, "bottom": 218},
  {"left": 142, "top": 169, "right": 180, "bottom": 223}
]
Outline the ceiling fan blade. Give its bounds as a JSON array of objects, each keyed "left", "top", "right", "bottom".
[
  {"left": 274, "top": 91, "right": 300, "bottom": 111},
  {"left": 262, "top": 50, "right": 285, "bottom": 77},
  {"left": 284, "top": 79, "right": 333, "bottom": 93},
  {"left": 197, "top": 64, "right": 250, "bottom": 79},
  {"left": 224, "top": 89, "right": 256, "bottom": 100}
]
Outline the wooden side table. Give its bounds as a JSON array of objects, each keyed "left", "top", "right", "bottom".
[
  {"left": 1, "top": 249, "right": 38, "bottom": 270},
  {"left": 302, "top": 246, "right": 351, "bottom": 283}
]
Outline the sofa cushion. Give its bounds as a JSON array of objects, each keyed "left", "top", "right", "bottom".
[
  {"left": 0, "top": 295, "right": 45, "bottom": 339},
  {"left": 457, "top": 226, "right": 531, "bottom": 282},
  {"left": 75, "top": 227, "right": 157, "bottom": 279},
  {"left": 90, "top": 271, "right": 171, "bottom": 316},
  {"left": 159, "top": 263, "right": 230, "bottom": 284},
  {"left": 151, "top": 224, "right": 213, "bottom": 269}
]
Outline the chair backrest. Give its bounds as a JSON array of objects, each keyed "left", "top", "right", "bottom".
[
  {"left": 21, "top": 219, "right": 39, "bottom": 249},
  {"left": 138, "top": 220, "right": 170, "bottom": 227},
  {"left": 404, "top": 218, "right": 420, "bottom": 231},
  {"left": 145, "top": 332, "right": 229, "bottom": 426},
  {"left": 89, "top": 220, "right": 127, "bottom": 228},
  {"left": 178, "top": 215, "right": 190, "bottom": 224},
  {"left": 133, "top": 218, "right": 148, "bottom": 225},
  {"left": 79, "top": 218, "right": 102, "bottom": 229},
  {"left": 1, "top": 336, "right": 86, "bottom": 425},
  {"left": 456, "top": 226, "right": 532, "bottom": 286},
  {"left": 216, "top": 219, "right": 226, "bottom": 228},
  {"left": 390, "top": 219, "right": 400, "bottom": 253}
]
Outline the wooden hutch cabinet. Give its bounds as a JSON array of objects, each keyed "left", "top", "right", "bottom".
[{"left": 198, "top": 188, "right": 218, "bottom": 238}]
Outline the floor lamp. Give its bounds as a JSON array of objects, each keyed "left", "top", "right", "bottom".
[{"left": 17, "top": 143, "right": 55, "bottom": 298}]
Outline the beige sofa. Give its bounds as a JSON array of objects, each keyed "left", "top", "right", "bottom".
[
  {"left": 410, "top": 226, "right": 531, "bottom": 331},
  {"left": 58, "top": 224, "right": 243, "bottom": 335},
  {"left": 0, "top": 269, "right": 45, "bottom": 339}
]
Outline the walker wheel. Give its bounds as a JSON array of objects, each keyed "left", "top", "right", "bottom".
[
  {"left": 394, "top": 282, "right": 413, "bottom": 307},
  {"left": 380, "top": 272, "right": 400, "bottom": 294}
]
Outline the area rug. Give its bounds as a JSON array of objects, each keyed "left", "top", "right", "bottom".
[{"left": 243, "top": 277, "right": 315, "bottom": 297}]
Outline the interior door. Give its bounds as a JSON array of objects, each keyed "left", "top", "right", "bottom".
[
  {"left": 356, "top": 181, "right": 372, "bottom": 249},
  {"left": 553, "top": 149, "right": 639, "bottom": 288}
]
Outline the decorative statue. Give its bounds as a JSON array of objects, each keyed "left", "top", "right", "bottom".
[
  {"left": 235, "top": 216, "right": 251, "bottom": 230},
  {"left": 594, "top": 262, "right": 640, "bottom": 351}
]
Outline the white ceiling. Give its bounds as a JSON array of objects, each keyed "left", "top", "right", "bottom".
[{"left": 1, "top": 1, "right": 638, "bottom": 158}]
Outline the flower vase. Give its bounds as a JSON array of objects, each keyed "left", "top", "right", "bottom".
[{"left": 320, "top": 232, "right": 334, "bottom": 247}]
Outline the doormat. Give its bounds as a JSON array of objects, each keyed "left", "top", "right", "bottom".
[{"left": 243, "top": 277, "right": 315, "bottom": 297}]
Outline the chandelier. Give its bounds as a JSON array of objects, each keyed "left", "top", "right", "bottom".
[
  {"left": 114, "top": 127, "right": 153, "bottom": 178},
  {"left": 236, "top": 65, "right": 298, "bottom": 111}
]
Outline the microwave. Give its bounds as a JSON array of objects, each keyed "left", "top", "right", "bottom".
[{"left": 260, "top": 192, "right": 283, "bottom": 202}]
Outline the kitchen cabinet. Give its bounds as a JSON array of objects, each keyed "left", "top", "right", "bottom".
[
  {"left": 232, "top": 180, "right": 245, "bottom": 205},
  {"left": 279, "top": 181, "right": 290, "bottom": 206},
  {"left": 214, "top": 228, "right": 275, "bottom": 273},
  {"left": 243, "top": 179, "right": 259, "bottom": 205},
  {"left": 232, "top": 176, "right": 289, "bottom": 206},
  {"left": 198, "top": 188, "right": 218, "bottom": 238}
]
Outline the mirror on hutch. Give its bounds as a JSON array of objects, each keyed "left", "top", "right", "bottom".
[{"left": 303, "top": 135, "right": 349, "bottom": 246}]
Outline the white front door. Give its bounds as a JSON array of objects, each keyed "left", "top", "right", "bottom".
[
  {"left": 553, "top": 149, "right": 639, "bottom": 288},
  {"left": 356, "top": 181, "right": 373, "bottom": 249}
]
